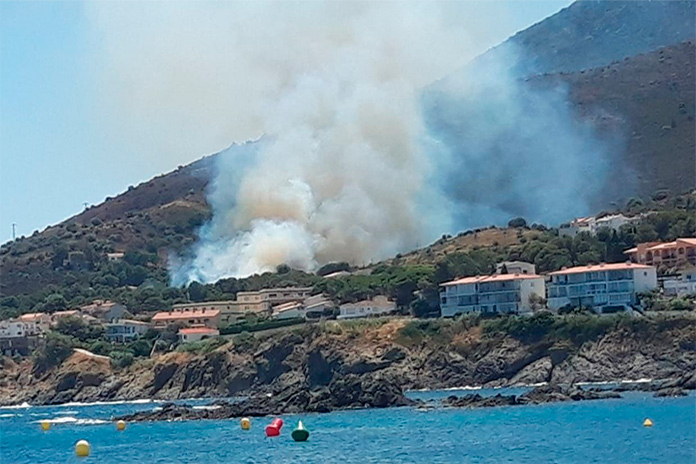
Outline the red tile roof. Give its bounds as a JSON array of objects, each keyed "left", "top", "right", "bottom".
[
  {"left": 549, "top": 263, "right": 652, "bottom": 275},
  {"left": 178, "top": 327, "right": 219, "bottom": 335},
  {"left": 152, "top": 309, "right": 220, "bottom": 321},
  {"left": 441, "top": 273, "right": 542, "bottom": 287},
  {"left": 19, "top": 313, "right": 49, "bottom": 321}
]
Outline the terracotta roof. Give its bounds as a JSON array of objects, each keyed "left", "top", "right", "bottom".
[
  {"left": 677, "top": 238, "right": 696, "bottom": 246},
  {"left": 441, "top": 273, "right": 542, "bottom": 287},
  {"left": 52, "top": 310, "right": 80, "bottom": 317},
  {"left": 19, "top": 313, "right": 49, "bottom": 321},
  {"left": 273, "top": 301, "right": 303, "bottom": 312},
  {"left": 549, "top": 263, "right": 652, "bottom": 275},
  {"left": 152, "top": 309, "right": 220, "bottom": 321},
  {"left": 178, "top": 327, "right": 219, "bottom": 335}
]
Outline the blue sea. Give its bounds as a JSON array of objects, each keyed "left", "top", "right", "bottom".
[{"left": 1, "top": 388, "right": 694, "bottom": 463}]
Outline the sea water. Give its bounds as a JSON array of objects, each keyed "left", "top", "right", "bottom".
[{"left": 1, "top": 390, "right": 694, "bottom": 463}]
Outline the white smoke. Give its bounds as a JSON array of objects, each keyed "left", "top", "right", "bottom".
[
  {"left": 162, "top": 2, "right": 472, "bottom": 284},
  {"left": 85, "top": 1, "right": 613, "bottom": 285}
]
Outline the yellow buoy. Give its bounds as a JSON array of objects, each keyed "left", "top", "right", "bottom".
[
  {"left": 116, "top": 420, "right": 126, "bottom": 431},
  {"left": 240, "top": 417, "right": 251, "bottom": 430},
  {"left": 643, "top": 418, "right": 654, "bottom": 427},
  {"left": 40, "top": 420, "right": 51, "bottom": 431},
  {"left": 75, "top": 440, "right": 90, "bottom": 457}
]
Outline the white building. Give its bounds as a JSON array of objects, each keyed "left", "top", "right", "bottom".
[
  {"left": 559, "top": 214, "right": 639, "bottom": 238},
  {"left": 496, "top": 261, "right": 536, "bottom": 275},
  {"left": 663, "top": 266, "right": 696, "bottom": 297},
  {"left": 17, "top": 313, "right": 51, "bottom": 335},
  {"left": 272, "top": 301, "right": 305, "bottom": 320},
  {"left": 272, "top": 294, "right": 336, "bottom": 320},
  {"left": 0, "top": 320, "right": 29, "bottom": 339},
  {"left": 338, "top": 296, "right": 396, "bottom": 320},
  {"left": 172, "top": 300, "right": 244, "bottom": 325},
  {"left": 236, "top": 287, "right": 313, "bottom": 313},
  {"left": 178, "top": 327, "right": 220, "bottom": 343},
  {"left": 440, "top": 274, "right": 546, "bottom": 317},
  {"left": 105, "top": 319, "right": 150, "bottom": 343},
  {"left": 547, "top": 263, "right": 657, "bottom": 313}
]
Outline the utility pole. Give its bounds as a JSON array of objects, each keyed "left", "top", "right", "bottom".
[
  {"left": 11, "top": 223, "right": 16, "bottom": 240},
  {"left": 83, "top": 202, "right": 89, "bottom": 210}
]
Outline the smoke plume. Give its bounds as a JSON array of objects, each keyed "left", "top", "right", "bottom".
[{"left": 87, "top": 2, "right": 612, "bottom": 284}]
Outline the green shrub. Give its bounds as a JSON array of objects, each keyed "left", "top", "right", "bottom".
[
  {"left": 668, "top": 298, "right": 693, "bottom": 311},
  {"left": 176, "top": 337, "right": 226, "bottom": 354},
  {"left": 33, "top": 332, "right": 75, "bottom": 374},
  {"left": 220, "top": 317, "right": 305, "bottom": 335},
  {"left": 109, "top": 351, "right": 134, "bottom": 368}
]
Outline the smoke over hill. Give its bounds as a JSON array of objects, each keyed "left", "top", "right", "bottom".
[{"left": 167, "top": 4, "right": 615, "bottom": 285}]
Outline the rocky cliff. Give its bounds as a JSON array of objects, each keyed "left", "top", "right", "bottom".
[{"left": 1, "top": 316, "right": 694, "bottom": 406}]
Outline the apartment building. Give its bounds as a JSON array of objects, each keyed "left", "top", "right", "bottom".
[
  {"left": 547, "top": 263, "right": 657, "bottom": 312},
  {"left": 172, "top": 301, "right": 245, "bottom": 325},
  {"left": 624, "top": 238, "right": 696, "bottom": 268},
  {"left": 235, "top": 287, "right": 313, "bottom": 313},
  {"left": 440, "top": 273, "right": 545, "bottom": 317},
  {"left": 105, "top": 319, "right": 150, "bottom": 343},
  {"left": 151, "top": 308, "right": 220, "bottom": 330},
  {"left": 663, "top": 266, "right": 696, "bottom": 297},
  {"left": 337, "top": 295, "right": 396, "bottom": 320}
]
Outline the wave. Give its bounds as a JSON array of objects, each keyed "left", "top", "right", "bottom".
[
  {"left": 0, "top": 413, "right": 18, "bottom": 418},
  {"left": 35, "top": 417, "right": 109, "bottom": 425},
  {"left": 192, "top": 405, "right": 222, "bottom": 411},
  {"left": 0, "top": 402, "right": 31, "bottom": 410},
  {"left": 58, "top": 399, "right": 158, "bottom": 407}
]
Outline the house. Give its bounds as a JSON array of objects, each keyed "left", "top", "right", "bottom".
[
  {"left": 104, "top": 319, "right": 150, "bottom": 343},
  {"left": 236, "top": 287, "right": 313, "bottom": 313},
  {"left": 0, "top": 320, "right": 38, "bottom": 356},
  {"left": 440, "top": 273, "right": 546, "bottom": 317},
  {"left": 663, "top": 265, "right": 696, "bottom": 297},
  {"left": 303, "top": 294, "right": 335, "bottom": 319},
  {"left": 547, "top": 263, "right": 657, "bottom": 313},
  {"left": 172, "top": 301, "right": 245, "bottom": 325},
  {"left": 496, "top": 261, "right": 536, "bottom": 275},
  {"left": 559, "top": 214, "right": 639, "bottom": 238},
  {"left": 178, "top": 327, "right": 220, "bottom": 343},
  {"left": 272, "top": 301, "right": 305, "bottom": 320},
  {"left": 80, "top": 300, "right": 128, "bottom": 322},
  {"left": 17, "top": 313, "right": 51, "bottom": 335},
  {"left": 151, "top": 309, "right": 220, "bottom": 330},
  {"left": 624, "top": 238, "right": 696, "bottom": 268},
  {"left": 271, "top": 294, "right": 336, "bottom": 320},
  {"left": 106, "top": 252, "right": 125, "bottom": 262},
  {"left": 338, "top": 296, "right": 396, "bottom": 320},
  {"left": 50, "top": 310, "right": 82, "bottom": 326}
]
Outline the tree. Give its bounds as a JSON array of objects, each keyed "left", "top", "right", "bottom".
[
  {"left": 187, "top": 282, "right": 207, "bottom": 302},
  {"left": 508, "top": 217, "right": 528, "bottom": 228},
  {"left": 33, "top": 332, "right": 75, "bottom": 375},
  {"left": 43, "top": 294, "right": 68, "bottom": 313},
  {"left": 55, "top": 316, "right": 104, "bottom": 342}
]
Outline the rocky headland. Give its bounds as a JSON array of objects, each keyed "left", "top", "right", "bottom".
[{"left": 0, "top": 316, "right": 694, "bottom": 408}]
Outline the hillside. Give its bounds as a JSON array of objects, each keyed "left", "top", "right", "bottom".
[
  {"left": 474, "top": 0, "right": 695, "bottom": 77},
  {"left": 2, "top": 3, "right": 696, "bottom": 305},
  {"left": 531, "top": 40, "right": 696, "bottom": 200}
]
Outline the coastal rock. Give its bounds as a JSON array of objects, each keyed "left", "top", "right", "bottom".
[
  {"left": 509, "top": 357, "right": 553, "bottom": 385},
  {"left": 443, "top": 393, "right": 517, "bottom": 408},
  {"left": 517, "top": 384, "right": 621, "bottom": 404},
  {"left": 653, "top": 387, "right": 688, "bottom": 397},
  {"left": 117, "top": 375, "right": 415, "bottom": 422}
]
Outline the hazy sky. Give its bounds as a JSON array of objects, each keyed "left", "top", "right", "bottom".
[{"left": 0, "top": 0, "right": 572, "bottom": 244}]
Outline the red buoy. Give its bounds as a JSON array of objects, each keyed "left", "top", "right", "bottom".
[{"left": 265, "top": 418, "right": 284, "bottom": 437}]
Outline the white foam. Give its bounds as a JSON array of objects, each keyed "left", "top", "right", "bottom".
[
  {"left": 0, "top": 402, "right": 31, "bottom": 410},
  {"left": 0, "top": 413, "right": 17, "bottom": 418},
  {"left": 58, "top": 399, "right": 157, "bottom": 407},
  {"left": 192, "top": 405, "right": 222, "bottom": 411},
  {"left": 35, "top": 417, "right": 109, "bottom": 425}
]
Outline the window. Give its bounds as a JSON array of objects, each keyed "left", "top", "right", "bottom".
[{"left": 643, "top": 271, "right": 647, "bottom": 276}]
